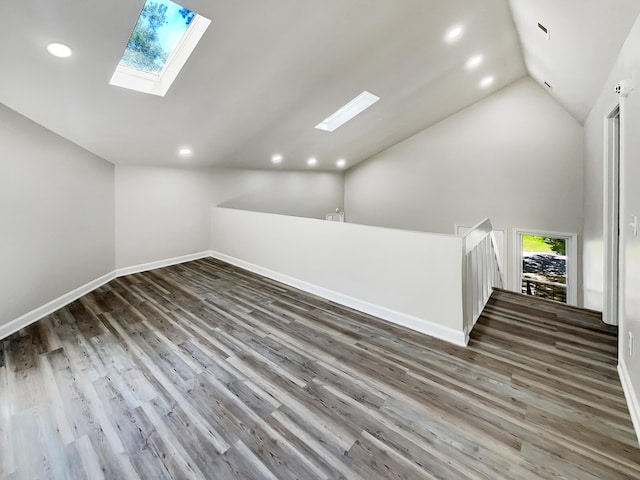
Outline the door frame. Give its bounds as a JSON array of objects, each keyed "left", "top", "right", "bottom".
[
  {"left": 512, "top": 228, "right": 578, "bottom": 305},
  {"left": 603, "top": 104, "right": 621, "bottom": 326}
]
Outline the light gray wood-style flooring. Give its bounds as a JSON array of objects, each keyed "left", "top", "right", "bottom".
[{"left": 1, "top": 258, "right": 639, "bottom": 479}]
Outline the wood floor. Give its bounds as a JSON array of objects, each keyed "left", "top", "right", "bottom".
[{"left": 1, "top": 258, "right": 639, "bottom": 479}]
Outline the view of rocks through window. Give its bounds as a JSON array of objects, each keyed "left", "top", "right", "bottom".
[{"left": 521, "top": 235, "right": 567, "bottom": 303}]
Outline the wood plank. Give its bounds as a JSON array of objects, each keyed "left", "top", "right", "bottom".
[{"left": 2, "top": 257, "right": 639, "bottom": 478}]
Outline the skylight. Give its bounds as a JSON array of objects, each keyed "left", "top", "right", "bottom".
[
  {"left": 110, "top": 0, "right": 211, "bottom": 96},
  {"left": 315, "top": 91, "right": 380, "bottom": 132},
  {"left": 121, "top": 0, "right": 194, "bottom": 74}
]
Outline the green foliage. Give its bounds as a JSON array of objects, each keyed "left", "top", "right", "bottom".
[
  {"left": 522, "top": 235, "right": 554, "bottom": 253},
  {"left": 543, "top": 237, "right": 566, "bottom": 255},
  {"left": 122, "top": 2, "right": 169, "bottom": 73},
  {"left": 522, "top": 235, "right": 566, "bottom": 255},
  {"left": 143, "top": 2, "right": 169, "bottom": 30},
  {"left": 178, "top": 7, "right": 195, "bottom": 25}
]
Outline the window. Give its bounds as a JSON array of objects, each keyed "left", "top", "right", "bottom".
[
  {"left": 513, "top": 229, "right": 577, "bottom": 305},
  {"left": 315, "top": 91, "right": 380, "bottom": 132},
  {"left": 110, "top": 0, "right": 211, "bottom": 96}
]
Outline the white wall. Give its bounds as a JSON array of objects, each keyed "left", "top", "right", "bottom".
[
  {"left": 344, "top": 77, "right": 584, "bottom": 297},
  {"left": 583, "top": 13, "right": 640, "bottom": 437},
  {"left": 115, "top": 167, "right": 212, "bottom": 269},
  {"left": 0, "top": 104, "right": 115, "bottom": 325},
  {"left": 210, "top": 207, "right": 465, "bottom": 344},
  {"left": 215, "top": 168, "right": 344, "bottom": 217},
  {"left": 115, "top": 166, "right": 343, "bottom": 269},
  {"left": 583, "top": 111, "right": 606, "bottom": 311},
  {"left": 583, "top": 16, "right": 639, "bottom": 312}
]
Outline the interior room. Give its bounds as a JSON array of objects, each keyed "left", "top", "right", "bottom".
[{"left": 2, "top": 0, "right": 640, "bottom": 477}]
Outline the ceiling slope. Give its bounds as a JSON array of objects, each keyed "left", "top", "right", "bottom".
[
  {"left": 0, "top": 0, "right": 525, "bottom": 170},
  {"left": 3, "top": 1, "right": 639, "bottom": 170},
  {"left": 509, "top": 0, "right": 640, "bottom": 123}
]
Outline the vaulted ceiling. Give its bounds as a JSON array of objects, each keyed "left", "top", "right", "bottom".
[
  {"left": 1, "top": 1, "right": 639, "bottom": 171},
  {"left": 509, "top": 0, "right": 640, "bottom": 122}
]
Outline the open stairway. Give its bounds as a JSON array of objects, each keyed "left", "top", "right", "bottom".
[
  {"left": 482, "top": 288, "right": 613, "bottom": 333},
  {"left": 471, "top": 288, "right": 618, "bottom": 380},
  {"left": 466, "top": 288, "right": 640, "bottom": 476},
  {"left": 1, "top": 259, "right": 639, "bottom": 478}
]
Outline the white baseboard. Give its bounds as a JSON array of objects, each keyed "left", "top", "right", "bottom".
[
  {"left": 618, "top": 359, "right": 640, "bottom": 446},
  {"left": 209, "top": 250, "right": 467, "bottom": 346},
  {"left": 1, "top": 250, "right": 467, "bottom": 348},
  {"left": 0, "top": 271, "right": 116, "bottom": 340},
  {"left": 0, "top": 251, "right": 213, "bottom": 340},
  {"left": 115, "top": 251, "right": 212, "bottom": 277}
]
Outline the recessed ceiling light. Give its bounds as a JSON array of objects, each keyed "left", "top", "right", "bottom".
[
  {"left": 271, "top": 154, "right": 283, "bottom": 164},
  {"left": 47, "top": 42, "right": 72, "bottom": 58},
  {"left": 307, "top": 157, "right": 318, "bottom": 167},
  {"left": 336, "top": 159, "right": 346, "bottom": 168},
  {"left": 446, "top": 26, "right": 463, "bottom": 41},
  {"left": 178, "top": 147, "right": 193, "bottom": 157},
  {"left": 479, "top": 76, "right": 494, "bottom": 88},
  {"left": 466, "top": 55, "right": 483, "bottom": 69},
  {"left": 315, "top": 91, "right": 380, "bottom": 132}
]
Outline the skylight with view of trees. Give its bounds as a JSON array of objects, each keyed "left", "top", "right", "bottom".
[{"left": 120, "top": 0, "right": 196, "bottom": 74}]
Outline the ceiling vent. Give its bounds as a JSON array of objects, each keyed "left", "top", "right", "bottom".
[{"left": 538, "top": 22, "right": 550, "bottom": 40}]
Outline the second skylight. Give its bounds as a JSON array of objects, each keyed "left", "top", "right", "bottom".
[{"left": 315, "top": 91, "right": 380, "bottom": 132}]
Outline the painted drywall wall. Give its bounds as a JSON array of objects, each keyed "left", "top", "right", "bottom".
[
  {"left": 0, "top": 103, "right": 115, "bottom": 325},
  {"left": 210, "top": 207, "right": 465, "bottom": 344},
  {"left": 115, "top": 166, "right": 343, "bottom": 269},
  {"left": 115, "top": 167, "right": 212, "bottom": 269},
  {"left": 583, "top": 110, "right": 606, "bottom": 312},
  {"left": 344, "top": 77, "right": 584, "bottom": 298},
  {"left": 583, "top": 13, "right": 640, "bottom": 437},
  {"left": 583, "top": 15, "right": 640, "bottom": 313},
  {"left": 214, "top": 168, "right": 344, "bottom": 218}
]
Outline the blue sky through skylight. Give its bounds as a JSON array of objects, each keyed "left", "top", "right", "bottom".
[{"left": 120, "top": 0, "right": 195, "bottom": 74}]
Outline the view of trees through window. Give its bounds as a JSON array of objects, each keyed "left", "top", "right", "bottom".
[
  {"left": 120, "top": 0, "right": 195, "bottom": 74},
  {"left": 521, "top": 235, "right": 567, "bottom": 303}
]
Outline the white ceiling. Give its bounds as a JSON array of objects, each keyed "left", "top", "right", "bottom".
[
  {"left": 509, "top": 0, "right": 640, "bottom": 122},
  {"left": 0, "top": 1, "right": 638, "bottom": 171}
]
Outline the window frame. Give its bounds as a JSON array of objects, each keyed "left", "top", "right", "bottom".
[
  {"left": 110, "top": 14, "right": 211, "bottom": 96},
  {"left": 512, "top": 228, "right": 578, "bottom": 305}
]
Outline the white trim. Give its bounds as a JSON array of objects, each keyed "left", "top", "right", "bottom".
[
  {"left": 1, "top": 251, "right": 212, "bottom": 340},
  {"left": 208, "top": 250, "right": 467, "bottom": 347},
  {"left": 455, "top": 223, "right": 507, "bottom": 276},
  {"left": 0, "top": 271, "right": 116, "bottom": 340},
  {"left": 603, "top": 104, "right": 621, "bottom": 325},
  {"left": 1, "top": 249, "right": 467, "bottom": 347},
  {"left": 512, "top": 228, "right": 578, "bottom": 305},
  {"left": 115, "top": 251, "right": 212, "bottom": 277},
  {"left": 618, "top": 358, "right": 640, "bottom": 446}
]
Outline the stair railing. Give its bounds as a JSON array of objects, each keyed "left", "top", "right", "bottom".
[{"left": 461, "top": 218, "right": 504, "bottom": 341}]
